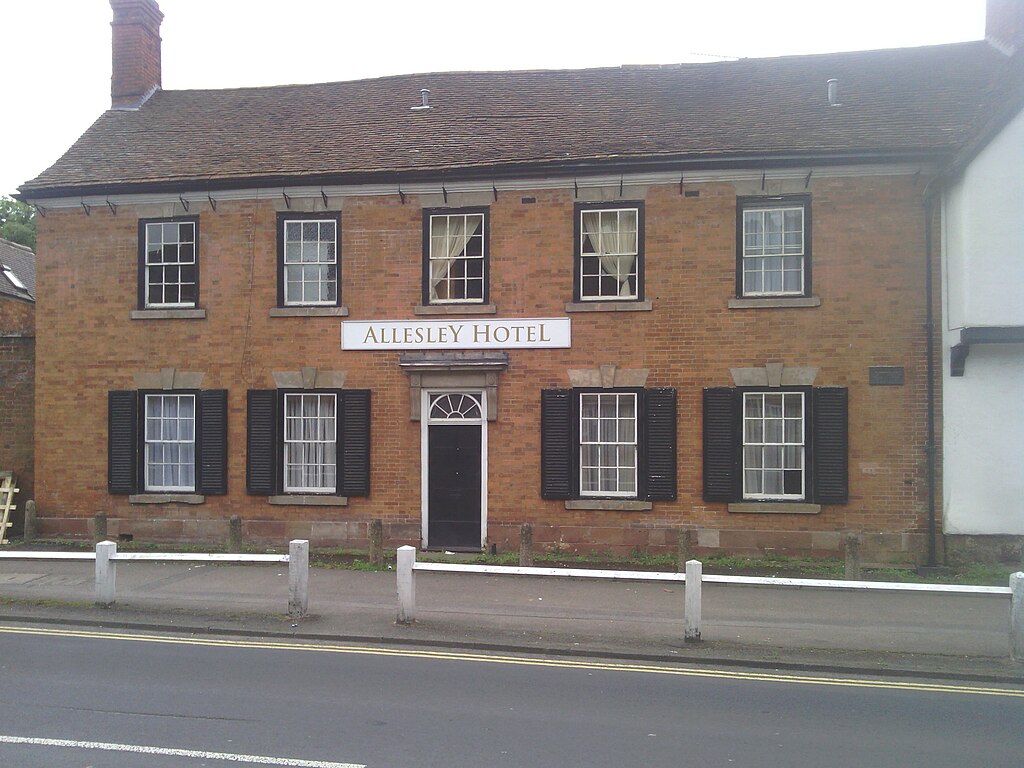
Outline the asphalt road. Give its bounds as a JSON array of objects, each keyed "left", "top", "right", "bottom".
[{"left": 0, "top": 624, "right": 1021, "bottom": 768}]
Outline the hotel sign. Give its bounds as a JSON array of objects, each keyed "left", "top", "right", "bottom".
[{"left": 341, "top": 318, "right": 571, "bottom": 350}]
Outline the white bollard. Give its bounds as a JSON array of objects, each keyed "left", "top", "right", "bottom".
[
  {"left": 95, "top": 540, "right": 117, "bottom": 607},
  {"left": 288, "top": 540, "right": 309, "bottom": 618},
  {"left": 397, "top": 545, "right": 416, "bottom": 624},
  {"left": 684, "top": 558, "right": 702, "bottom": 643},
  {"left": 1011, "top": 572, "right": 1024, "bottom": 662}
]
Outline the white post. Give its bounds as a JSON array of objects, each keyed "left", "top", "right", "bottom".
[
  {"left": 95, "top": 540, "right": 117, "bottom": 607},
  {"left": 397, "top": 545, "right": 416, "bottom": 624},
  {"left": 288, "top": 540, "right": 309, "bottom": 618},
  {"left": 684, "top": 558, "right": 702, "bottom": 643},
  {"left": 1011, "top": 572, "right": 1024, "bottom": 662}
]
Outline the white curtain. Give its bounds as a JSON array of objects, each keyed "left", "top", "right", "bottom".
[
  {"left": 430, "top": 216, "right": 481, "bottom": 300},
  {"left": 582, "top": 211, "right": 636, "bottom": 297}
]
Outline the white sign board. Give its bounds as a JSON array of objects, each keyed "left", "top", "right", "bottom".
[{"left": 341, "top": 318, "right": 571, "bottom": 350}]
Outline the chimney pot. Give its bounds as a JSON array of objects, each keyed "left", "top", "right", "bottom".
[{"left": 110, "top": 0, "right": 164, "bottom": 110}]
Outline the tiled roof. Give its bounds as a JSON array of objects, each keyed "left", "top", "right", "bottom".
[
  {"left": 19, "top": 40, "right": 1010, "bottom": 197},
  {"left": 0, "top": 238, "right": 35, "bottom": 302}
]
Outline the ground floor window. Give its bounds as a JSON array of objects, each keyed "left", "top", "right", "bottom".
[
  {"left": 283, "top": 393, "right": 337, "bottom": 492},
  {"left": 703, "top": 386, "right": 846, "bottom": 504},
  {"left": 579, "top": 392, "right": 637, "bottom": 497},
  {"left": 144, "top": 393, "right": 196, "bottom": 492},
  {"left": 108, "top": 389, "right": 227, "bottom": 496},
  {"left": 246, "top": 388, "right": 371, "bottom": 497},
  {"left": 541, "top": 387, "right": 676, "bottom": 501},
  {"left": 742, "top": 391, "right": 804, "bottom": 500}
]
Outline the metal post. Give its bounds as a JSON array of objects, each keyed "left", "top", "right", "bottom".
[
  {"left": 1011, "top": 572, "right": 1024, "bottom": 662},
  {"left": 288, "top": 539, "right": 309, "bottom": 618},
  {"left": 397, "top": 545, "right": 416, "bottom": 624},
  {"left": 684, "top": 559, "right": 702, "bottom": 643},
  {"left": 95, "top": 540, "right": 117, "bottom": 607}
]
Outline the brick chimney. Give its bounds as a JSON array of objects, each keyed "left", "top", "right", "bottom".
[
  {"left": 110, "top": 0, "right": 164, "bottom": 110},
  {"left": 986, "top": 0, "right": 1024, "bottom": 56}
]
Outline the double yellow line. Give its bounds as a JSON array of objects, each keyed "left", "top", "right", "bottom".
[{"left": 2, "top": 623, "right": 1021, "bottom": 699}]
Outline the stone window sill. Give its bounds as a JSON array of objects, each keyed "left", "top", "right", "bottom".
[
  {"left": 130, "top": 308, "right": 207, "bottom": 320},
  {"left": 268, "top": 495, "right": 348, "bottom": 506},
  {"left": 727, "top": 296, "right": 821, "bottom": 309},
  {"left": 129, "top": 493, "right": 205, "bottom": 504},
  {"left": 728, "top": 502, "right": 821, "bottom": 514},
  {"left": 564, "top": 300, "right": 653, "bottom": 313},
  {"left": 414, "top": 304, "right": 498, "bottom": 316},
  {"left": 565, "top": 499, "right": 653, "bottom": 512},
  {"left": 269, "top": 305, "right": 350, "bottom": 317}
]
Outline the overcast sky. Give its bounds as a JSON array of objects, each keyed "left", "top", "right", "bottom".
[{"left": 1, "top": 0, "right": 988, "bottom": 199}]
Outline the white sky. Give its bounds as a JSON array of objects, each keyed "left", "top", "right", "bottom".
[{"left": 0, "top": 0, "right": 988, "bottom": 198}]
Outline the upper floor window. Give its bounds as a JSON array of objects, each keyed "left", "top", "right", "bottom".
[
  {"left": 737, "top": 196, "right": 809, "bottom": 297},
  {"left": 423, "top": 208, "right": 487, "bottom": 305},
  {"left": 277, "top": 213, "right": 340, "bottom": 307},
  {"left": 139, "top": 217, "right": 199, "bottom": 308},
  {"left": 575, "top": 203, "right": 643, "bottom": 302}
]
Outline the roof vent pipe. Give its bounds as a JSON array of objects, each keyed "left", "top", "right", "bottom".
[
  {"left": 412, "top": 88, "right": 432, "bottom": 111},
  {"left": 827, "top": 78, "right": 841, "bottom": 107}
]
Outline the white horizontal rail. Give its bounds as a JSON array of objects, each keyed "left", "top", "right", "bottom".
[
  {"left": 412, "top": 560, "right": 1010, "bottom": 597},
  {"left": 112, "top": 553, "right": 289, "bottom": 563},
  {"left": 701, "top": 574, "right": 1011, "bottom": 596},
  {"left": 396, "top": 547, "right": 1024, "bottom": 659},
  {"left": 0, "top": 541, "right": 308, "bottom": 618},
  {"left": 0, "top": 552, "right": 96, "bottom": 561},
  {"left": 412, "top": 561, "right": 687, "bottom": 582}
]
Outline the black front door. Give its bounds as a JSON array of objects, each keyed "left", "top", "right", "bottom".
[{"left": 427, "top": 424, "right": 481, "bottom": 549}]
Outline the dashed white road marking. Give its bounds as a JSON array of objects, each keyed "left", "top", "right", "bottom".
[{"left": 0, "top": 734, "right": 365, "bottom": 767}]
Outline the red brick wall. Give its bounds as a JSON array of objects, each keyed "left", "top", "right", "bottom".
[
  {"left": 0, "top": 295, "right": 35, "bottom": 525},
  {"left": 33, "top": 174, "right": 937, "bottom": 560}
]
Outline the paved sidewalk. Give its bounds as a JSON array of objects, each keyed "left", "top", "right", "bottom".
[{"left": 0, "top": 559, "right": 1021, "bottom": 683}]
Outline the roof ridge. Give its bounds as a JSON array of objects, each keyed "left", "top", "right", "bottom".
[
  {"left": 0, "top": 237, "right": 35, "bottom": 255},
  {"left": 145, "top": 39, "right": 994, "bottom": 96}
]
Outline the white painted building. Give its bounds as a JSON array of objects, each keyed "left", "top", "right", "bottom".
[{"left": 941, "top": 7, "right": 1024, "bottom": 537}]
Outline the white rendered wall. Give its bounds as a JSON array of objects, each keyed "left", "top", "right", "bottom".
[{"left": 941, "top": 107, "right": 1024, "bottom": 535}]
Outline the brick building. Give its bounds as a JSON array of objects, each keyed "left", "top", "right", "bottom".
[
  {"left": 15, "top": 1, "right": 1016, "bottom": 562},
  {"left": 0, "top": 237, "right": 36, "bottom": 524}
]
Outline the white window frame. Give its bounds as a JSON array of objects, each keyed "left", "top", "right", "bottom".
[
  {"left": 742, "top": 391, "right": 806, "bottom": 500},
  {"left": 578, "top": 207, "right": 640, "bottom": 301},
  {"left": 282, "top": 218, "right": 338, "bottom": 306},
  {"left": 741, "top": 204, "right": 805, "bottom": 297},
  {"left": 427, "top": 212, "right": 486, "bottom": 304},
  {"left": 143, "top": 393, "right": 196, "bottom": 493},
  {"left": 144, "top": 220, "right": 197, "bottom": 308},
  {"left": 578, "top": 391, "right": 638, "bottom": 498},
  {"left": 283, "top": 392, "right": 338, "bottom": 493}
]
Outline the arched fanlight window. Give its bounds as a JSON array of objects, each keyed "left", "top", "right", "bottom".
[{"left": 429, "top": 393, "right": 483, "bottom": 421}]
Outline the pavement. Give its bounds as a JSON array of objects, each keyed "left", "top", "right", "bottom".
[{"left": 0, "top": 557, "right": 1022, "bottom": 684}]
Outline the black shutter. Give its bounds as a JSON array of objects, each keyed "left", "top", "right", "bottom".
[
  {"left": 339, "top": 389, "right": 371, "bottom": 497},
  {"left": 108, "top": 391, "right": 138, "bottom": 494},
  {"left": 813, "top": 387, "right": 849, "bottom": 504},
  {"left": 645, "top": 387, "right": 677, "bottom": 501},
  {"left": 246, "top": 389, "right": 277, "bottom": 494},
  {"left": 198, "top": 389, "right": 228, "bottom": 495},
  {"left": 703, "top": 387, "right": 740, "bottom": 501},
  {"left": 541, "top": 388, "right": 573, "bottom": 499}
]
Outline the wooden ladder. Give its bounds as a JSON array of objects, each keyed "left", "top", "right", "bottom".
[{"left": 0, "top": 473, "right": 16, "bottom": 545}]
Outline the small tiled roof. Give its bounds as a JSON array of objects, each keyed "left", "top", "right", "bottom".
[
  {"left": 0, "top": 238, "right": 35, "bottom": 302},
  {"left": 19, "top": 40, "right": 1010, "bottom": 197}
]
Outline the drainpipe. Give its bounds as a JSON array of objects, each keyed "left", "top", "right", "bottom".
[{"left": 922, "top": 181, "right": 939, "bottom": 568}]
